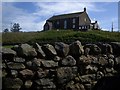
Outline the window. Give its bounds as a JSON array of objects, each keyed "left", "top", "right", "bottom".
[
  {"left": 82, "top": 26, "right": 84, "bottom": 29},
  {"left": 73, "top": 18, "right": 75, "bottom": 23},
  {"left": 79, "top": 26, "right": 81, "bottom": 29},
  {"left": 57, "top": 21, "right": 59, "bottom": 25},
  {"left": 84, "top": 18, "right": 87, "bottom": 22},
  {"left": 64, "top": 20, "right": 67, "bottom": 29},
  {"left": 73, "top": 25, "right": 75, "bottom": 28}
]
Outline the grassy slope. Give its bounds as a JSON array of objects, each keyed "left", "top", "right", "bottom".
[{"left": 2, "top": 30, "right": 120, "bottom": 45}]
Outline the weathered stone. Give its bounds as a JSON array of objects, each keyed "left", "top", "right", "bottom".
[
  {"left": 65, "top": 81, "right": 85, "bottom": 90},
  {"left": 32, "top": 58, "right": 41, "bottom": 67},
  {"left": 84, "top": 47, "right": 90, "bottom": 56},
  {"left": 91, "top": 56, "right": 98, "bottom": 65},
  {"left": 2, "top": 48, "right": 16, "bottom": 61},
  {"left": 105, "top": 68, "right": 114, "bottom": 73},
  {"left": 108, "top": 59, "right": 114, "bottom": 67},
  {"left": 2, "top": 69, "right": 7, "bottom": 78},
  {"left": 84, "top": 84, "right": 91, "bottom": 90},
  {"left": 84, "top": 44, "right": 101, "bottom": 55},
  {"left": 2, "top": 63, "right": 6, "bottom": 69},
  {"left": 107, "top": 54, "right": 114, "bottom": 59},
  {"left": 55, "top": 42, "right": 69, "bottom": 57},
  {"left": 96, "top": 71, "right": 104, "bottom": 80},
  {"left": 53, "top": 56, "right": 61, "bottom": 62},
  {"left": 34, "top": 78, "right": 56, "bottom": 89},
  {"left": 3, "top": 78, "right": 23, "bottom": 90},
  {"left": 2, "top": 47, "right": 16, "bottom": 55},
  {"left": 24, "top": 80, "right": 33, "bottom": 89},
  {"left": 14, "top": 57, "right": 25, "bottom": 63},
  {"left": 42, "top": 44, "right": 57, "bottom": 59},
  {"left": 20, "top": 69, "right": 34, "bottom": 79},
  {"left": 98, "top": 57, "right": 108, "bottom": 66},
  {"left": 80, "top": 74, "right": 96, "bottom": 84},
  {"left": 37, "top": 68, "right": 49, "bottom": 78},
  {"left": 114, "top": 57, "right": 120, "bottom": 72},
  {"left": 78, "top": 56, "right": 95, "bottom": 75},
  {"left": 41, "top": 60, "right": 58, "bottom": 68},
  {"left": 8, "top": 62, "right": 25, "bottom": 70},
  {"left": 61, "top": 55, "right": 76, "bottom": 66},
  {"left": 98, "top": 43, "right": 113, "bottom": 54},
  {"left": 13, "top": 43, "right": 37, "bottom": 57},
  {"left": 33, "top": 43, "right": 46, "bottom": 58},
  {"left": 57, "top": 67, "right": 77, "bottom": 84},
  {"left": 85, "top": 65, "right": 98, "bottom": 74},
  {"left": 78, "top": 55, "right": 92, "bottom": 65},
  {"left": 26, "top": 58, "right": 41, "bottom": 70},
  {"left": 115, "top": 57, "right": 120, "bottom": 65},
  {"left": 69, "top": 40, "right": 84, "bottom": 57},
  {"left": 11, "top": 70, "right": 18, "bottom": 78},
  {"left": 110, "top": 42, "right": 120, "bottom": 56}
]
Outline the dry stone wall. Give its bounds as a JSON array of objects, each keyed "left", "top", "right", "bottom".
[{"left": 2, "top": 41, "right": 120, "bottom": 90}]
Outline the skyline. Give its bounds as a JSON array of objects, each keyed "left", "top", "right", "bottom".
[{"left": 2, "top": 2, "right": 118, "bottom": 32}]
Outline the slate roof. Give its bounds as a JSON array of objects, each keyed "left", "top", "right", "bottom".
[{"left": 48, "top": 11, "right": 84, "bottom": 21}]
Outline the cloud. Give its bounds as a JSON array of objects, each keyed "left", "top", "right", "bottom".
[
  {"left": 2, "top": 2, "right": 45, "bottom": 32},
  {"left": 2, "top": 0, "right": 120, "bottom": 2},
  {"left": 34, "top": 2, "right": 105, "bottom": 16}
]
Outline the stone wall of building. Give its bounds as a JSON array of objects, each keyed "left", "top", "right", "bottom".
[{"left": 2, "top": 41, "right": 120, "bottom": 90}]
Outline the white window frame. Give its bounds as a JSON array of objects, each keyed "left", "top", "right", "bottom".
[
  {"left": 73, "top": 18, "right": 75, "bottom": 23},
  {"left": 73, "top": 25, "right": 75, "bottom": 28},
  {"left": 64, "top": 20, "right": 67, "bottom": 29}
]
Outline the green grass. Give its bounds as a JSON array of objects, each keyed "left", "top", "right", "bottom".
[{"left": 2, "top": 30, "right": 120, "bottom": 45}]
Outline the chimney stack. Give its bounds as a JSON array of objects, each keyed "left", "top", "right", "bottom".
[{"left": 84, "top": 7, "right": 86, "bottom": 12}]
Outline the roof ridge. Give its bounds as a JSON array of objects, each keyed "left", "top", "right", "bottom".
[{"left": 53, "top": 11, "right": 84, "bottom": 17}]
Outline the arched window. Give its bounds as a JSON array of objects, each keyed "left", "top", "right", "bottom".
[{"left": 64, "top": 20, "right": 67, "bottom": 29}]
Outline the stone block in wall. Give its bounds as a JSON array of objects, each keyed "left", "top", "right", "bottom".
[
  {"left": 85, "top": 65, "right": 98, "bottom": 74},
  {"left": 33, "top": 78, "right": 56, "bottom": 89},
  {"left": 98, "top": 57, "right": 108, "bottom": 66},
  {"left": 78, "top": 55, "right": 93, "bottom": 65},
  {"left": 53, "top": 56, "right": 61, "bottom": 62},
  {"left": 33, "top": 43, "right": 46, "bottom": 59},
  {"left": 24, "top": 80, "right": 33, "bottom": 89},
  {"left": 3, "top": 77, "right": 23, "bottom": 90},
  {"left": 11, "top": 70, "right": 18, "bottom": 78},
  {"left": 2, "top": 47, "right": 16, "bottom": 61},
  {"left": 12, "top": 43, "right": 37, "bottom": 57},
  {"left": 2, "top": 69, "right": 7, "bottom": 78},
  {"left": 36, "top": 68, "right": 49, "bottom": 78},
  {"left": 42, "top": 44, "right": 57, "bottom": 59},
  {"left": 55, "top": 42, "right": 69, "bottom": 57},
  {"left": 97, "top": 43, "right": 113, "bottom": 54},
  {"left": 26, "top": 58, "right": 41, "bottom": 70},
  {"left": 41, "top": 60, "right": 58, "bottom": 68},
  {"left": 57, "top": 67, "right": 77, "bottom": 84},
  {"left": 60, "top": 55, "right": 76, "bottom": 66},
  {"left": 107, "top": 58, "right": 114, "bottom": 67},
  {"left": 80, "top": 74, "right": 96, "bottom": 84},
  {"left": 84, "top": 44, "right": 101, "bottom": 55},
  {"left": 69, "top": 40, "right": 84, "bottom": 58},
  {"left": 7, "top": 62, "right": 25, "bottom": 70},
  {"left": 13, "top": 57, "right": 25, "bottom": 63},
  {"left": 19, "top": 69, "right": 34, "bottom": 79},
  {"left": 110, "top": 42, "right": 120, "bottom": 56},
  {"left": 65, "top": 81, "right": 85, "bottom": 90}
]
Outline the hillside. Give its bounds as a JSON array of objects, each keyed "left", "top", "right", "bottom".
[{"left": 2, "top": 30, "right": 120, "bottom": 45}]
